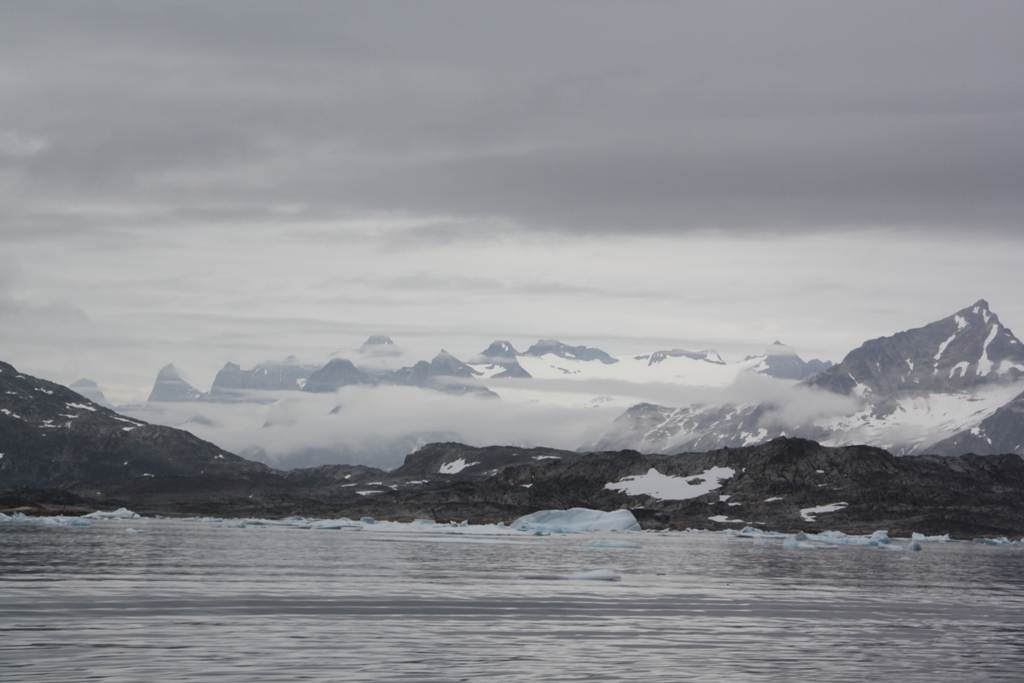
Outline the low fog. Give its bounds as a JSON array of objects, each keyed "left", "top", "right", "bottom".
[{"left": 120, "top": 372, "right": 862, "bottom": 470}]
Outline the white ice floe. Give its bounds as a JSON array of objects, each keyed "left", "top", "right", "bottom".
[
  {"left": 911, "top": 532, "right": 951, "bottom": 542},
  {"left": 513, "top": 508, "right": 640, "bottom": 533},
  {"left": 800, "top": 502, "right": 848, "bottom": 522},
  {"left": 581, "top": 539, "right": 641, "bottom": 549},
  {"left": 439, "top": 458, "right": 478, "bottom": 475},
  {"left": 83, "top": 507, "right": 140, "bottom": 520},
  {"left": 605, "top": 466, "right": 735, "bottom": 500}
]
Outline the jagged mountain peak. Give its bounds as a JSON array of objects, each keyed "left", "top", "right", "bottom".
[
  {"left": 765, "top": 341, "right": 798, "bottom": 357},
  {"left": 147, "top": 365, "right": 202, "bottom": 403},
  {"left": 805, "top": 300, "right": 1024, "bottom": 397},
  {"left": 361, "top": 334, "right": 395, "bottom": 348},
  {"left": 430, "top": 350, "right": 479, "bottom": 378},
  {"left": 480, "top": 340, "right": 520, "bottom": 359},
  {"left": 524, "top": 339, "right": 618, "bottom": 365}
]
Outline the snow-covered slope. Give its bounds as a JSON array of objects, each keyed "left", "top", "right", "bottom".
[{"left": 594, "top": 301, "right": 1024, "bottom": 457}]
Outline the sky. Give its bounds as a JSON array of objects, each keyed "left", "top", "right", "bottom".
[{"left": 2, "top": 0, "right": 1023, "bottom": 407}]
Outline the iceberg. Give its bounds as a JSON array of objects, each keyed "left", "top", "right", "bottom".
[
  {"left": 512, "top": 508, "right": 641, "bottom": 533},
  {"left": 907, "top": 540, "right": 923, "bottom": 552},
  {"left": 83, "top": 507, "right": 140, "bottom": 520},
  {"left": 869, "top": 530, "right": 892, "bottom": 546},
  {"left": 911, "top": 532, "right": 951, "bottom": 542},
  {"left": 311, "top": 518, "right": 361, "bottom": 530}
]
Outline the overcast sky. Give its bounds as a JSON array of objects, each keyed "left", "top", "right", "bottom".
[{"left": 2, "top": 1, "right": 1023, "bottom": 403}]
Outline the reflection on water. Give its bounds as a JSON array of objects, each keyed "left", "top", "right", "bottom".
[{"left": 2, "top": 519, "right": 1023, "bottom": 682}]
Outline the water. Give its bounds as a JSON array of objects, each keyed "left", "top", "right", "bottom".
[{"left": 2, "top": 518, "right": 1023, "bottom": 682}]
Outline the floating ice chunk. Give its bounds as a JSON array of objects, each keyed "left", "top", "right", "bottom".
[
  {"left": 869, "top": 530, "right": 891, "bottom": 546},
  {"left": 83, "top": 507, "right": 140, "bottom": 520},
  {"left": 605, "top": 466, "right": 735, "bottom": 500},
  {"left": 512, "top": 508, "right": 640, "bottom": 533},
  {"left": 911, "top": 532, "right": 951, "bottom": 542},
  {"left": 907, "top": 540, "right": 923, "bottom": 552},
  {"left": 311, "top": 518, "right": 360, "bottom": 530},
  {"left": 878, "top": 543, "right": 905, "bottom": 551},
  {"left": 124, "top": 527, "right": 143, "bottom": 534},
  {"left": 581, "top": 539, "right": 641, "bottom": 549},
  {"left": 974, "top": 537, "right": 1015, "bottom": 546},
  {"left": 224, "top": 520, "right": 247, "bottom": 528},
  {"left": 524, "top": 569, "right": 622, "bottom": 581},
  {"left": 360, "top": 517, "right": 376, "bottom": 524}
]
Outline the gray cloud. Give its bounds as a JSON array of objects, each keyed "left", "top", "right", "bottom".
[{"left": 2, "top": 1, "right": 1021, "bottom": 239}]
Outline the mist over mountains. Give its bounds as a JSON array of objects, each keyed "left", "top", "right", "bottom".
[{"left": 67, "top": 300, "right": 1022, "bottom": 470}]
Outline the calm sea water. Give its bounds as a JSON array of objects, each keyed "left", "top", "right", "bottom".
[{"left": 2, "top": 518, "right": 1023, "bottom": 682}]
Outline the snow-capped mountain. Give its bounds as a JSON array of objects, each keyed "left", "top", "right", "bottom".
[
  {"left": 806, "top": 300, "right": 1024, "bottom": 396},
  {"left": 746, "top": 342, "right": 833, "bottom": 380},
  {"left": 593, "top": 301, "right": 1024, "bottom": 456},
  {"left": 468, "top": 341, "right": 532, "bottom": 379}
]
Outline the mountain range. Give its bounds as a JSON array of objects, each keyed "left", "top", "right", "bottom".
[
  {"left": 59, "top": 300, "right": 1024, "bottom": 468},
  {"left": 594, "top": 300, "right": 1024, "bottom": 457}
]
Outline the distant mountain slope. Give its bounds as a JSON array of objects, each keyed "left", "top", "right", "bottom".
[
  {"left": 594, "top": 301, "right": 1024, "bottom": 456},
  {"left": 745, "top": 342, "right": 833, "bottom": 380},
  {"left": 928, "top": 390, "right": 1024, "bottom": 456},
  {"left": 210, "top": 357, "right": 319, "bottom": 398},
  {"left": 69, "top": 378, "right": 114, "bottom": 409},
  {"left": 0, "top": 361, "right": 268, "bottom": 489},
  {"left": 147, "top": 364, "right": 203, "bottom": 402}
]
